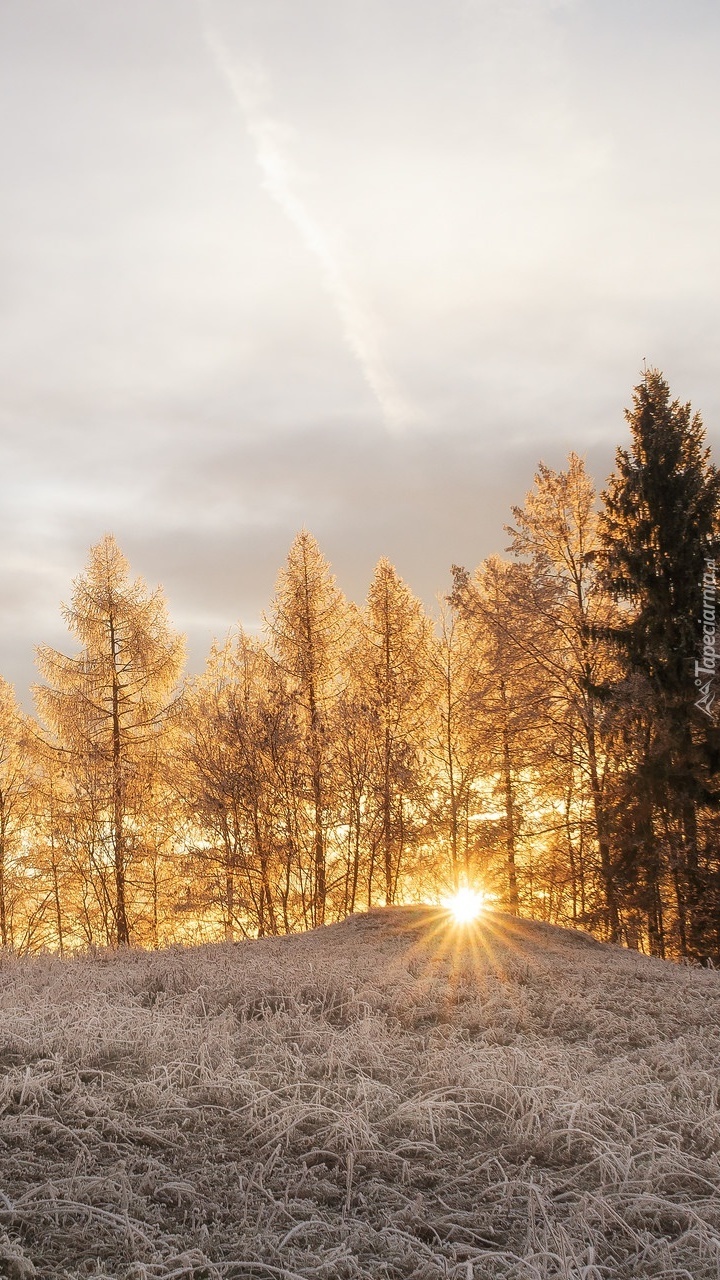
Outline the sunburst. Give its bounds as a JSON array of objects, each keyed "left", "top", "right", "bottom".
[{"left": 442, "top": 886, "right": 485, "bottom": 925}]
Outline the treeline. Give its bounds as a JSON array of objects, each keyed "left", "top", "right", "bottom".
[{"left": 1, "top": 369, "right": 719, "bottom": 959}]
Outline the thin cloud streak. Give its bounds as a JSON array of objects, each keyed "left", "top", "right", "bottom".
[{"left": 201, "top": 15, "right": 416, "bottom": 435}]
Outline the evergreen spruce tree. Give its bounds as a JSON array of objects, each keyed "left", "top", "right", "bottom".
[{"left": 599, "top": 369, "right": 720, "bottom": 957}]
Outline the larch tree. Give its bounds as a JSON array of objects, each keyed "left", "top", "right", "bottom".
[
  {"left": 25, "top": 735, "right": 73, "bottom": 954},
  {"left": 507, "top": 453, "right": 621, "bottom": 939},
  {"left": 452, "top": 556, "right": 550, "bottom": 916},
  {"left": 179, "top": 629, "right": 291, "bottom": 939},
  {"left": 34, "top": 535, "right": 185, "bottom": 946},
  {"left": 333, "top": 611, "right": 375, "bottom": 916},
  {"left": 265, "top": 531, "right": 350, "bottom": 927},
  {"left": 0, "top": 677, "right": 35, "bottom": 949},
  {"left": 427, "top": 603, "right": 488, "bottom": 895},
  {"left": 599, "top": 369, "right": 720, "bottom": 958},
  {"left": 361, "top": 559, "right": 434, "bottom": 905}
]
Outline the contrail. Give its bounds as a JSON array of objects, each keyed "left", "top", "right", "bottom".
[{"left": 201, "top": 16, "right": 415, "bottom": 434}]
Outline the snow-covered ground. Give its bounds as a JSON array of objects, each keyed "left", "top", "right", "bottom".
[{"left": 1, "top": 907, "right": 719, "bottom": 1279}]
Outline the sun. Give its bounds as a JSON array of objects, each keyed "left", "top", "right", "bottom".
[{"left": 443, "top": 886, "right": 485, "bottom": 924}]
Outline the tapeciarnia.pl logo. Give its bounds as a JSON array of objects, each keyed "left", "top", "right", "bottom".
[{"left": 695, "top": 558, "right": 717, "bottom": 721}]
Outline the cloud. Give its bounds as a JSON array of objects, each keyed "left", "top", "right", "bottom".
[{"left": 200, "top": 12, "right": 416, "bottom": 435}]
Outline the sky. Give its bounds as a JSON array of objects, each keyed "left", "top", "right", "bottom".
[{"left": 1, "top": 0, "right": 719, "bottom": 701}]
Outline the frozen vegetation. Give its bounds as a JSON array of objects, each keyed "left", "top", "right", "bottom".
[{"left": 1, "top": 906, "right": 719, "bottom": 1279}]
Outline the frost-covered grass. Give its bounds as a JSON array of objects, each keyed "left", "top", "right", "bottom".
[{"left": 1, "top": 907, "right": 720, "bottom": 1279}]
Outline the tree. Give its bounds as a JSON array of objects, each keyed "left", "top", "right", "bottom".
[
  {"left": 426, "top": 603, "right": 488, "bottom": 895},
  {"left": 180, "top": 630, "right": 293, "bottom": 939},
  {"left": 0, "top": 678, "right": 36, "bottom": 949},
  {"left": 599, "top": 369, "right": 720, "bottom": 957},
  {"left": 507, "top": 453, "right": 621, "bottom": 939},
  {"left": 333, "top": 626, "right": 375, "bottom": 916},
  {"left": 452, "top": 557, "right": 543, "bottom": 915},
  {"left": 265, "top": 531, "right": 350, "bottom": 926},
  {"left": 35, "top": 535, "right": 185, "bottom": 946},
  {"left": 361, "top": 559, "right": 434, "bottom": 905}
]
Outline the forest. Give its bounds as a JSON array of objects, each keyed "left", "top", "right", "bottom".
[{"left": 1, "top": 369, "right": 719, "bottom": 961}]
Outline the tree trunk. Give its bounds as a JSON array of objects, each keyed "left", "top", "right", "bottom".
[
  {"left": 681, "top": 794, "right": 708, "bottom": 959},
  {"left": 584, "top": 705, "right": 619, "bottom": 942},
  {"left": 383, "top": 731, "right": 393, "bottom": 905},
  {"left": 499, "top": 676, "right": 519, "bottom": 915},
  {"left": 109, "top": 615, "right": 130, "bottom": 946},
  {"left": 0, "top": 828, "right": 7, "bottom": 948}
]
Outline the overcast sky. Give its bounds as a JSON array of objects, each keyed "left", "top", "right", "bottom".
[{"left": 1, "top": 0, "right": 719, "bottom": 700}]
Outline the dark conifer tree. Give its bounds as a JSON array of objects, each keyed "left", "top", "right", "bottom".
[{"left": 599, "top": 368, "right": 720, "bottom": 957}]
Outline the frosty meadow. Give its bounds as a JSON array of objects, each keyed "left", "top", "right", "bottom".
[
  {"left": 2, "top": 371, "right": 720, "bottom": 1275},
  {"left": 3, "top": 1, "right": 720, "bottom": 1270},
  {"left": 1, "top": 905, "right": 720, "bottom": 1279}
]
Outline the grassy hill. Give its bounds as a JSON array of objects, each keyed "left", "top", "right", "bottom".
[{"left": 1, "top": 907, "right": 719, "bottom": 1279}]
